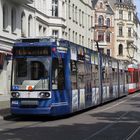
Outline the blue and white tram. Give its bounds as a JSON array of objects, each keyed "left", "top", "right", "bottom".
[{"left": 10, "top": 38, "right": 128, "bottom": 116}]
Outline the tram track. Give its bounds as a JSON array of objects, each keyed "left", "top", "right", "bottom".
[
  {"left": 82, "top": 111, "right": 129, "bottom": 140},
  {"left": 82, "top": 93, "right": 140, "bottom": 140},
  {"left": 123, "top": 126, "right": 140, "bottom": 140},
  {"left": 0, "top": 92, "right": 140, "bottom": 140}
]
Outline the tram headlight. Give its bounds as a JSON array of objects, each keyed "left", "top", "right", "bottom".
[
  {"left": 11, "top": 92, "right": 20, "bottom": 98},
  {"left": 39, "top": 92, "right": 51, "bottom": 98}
]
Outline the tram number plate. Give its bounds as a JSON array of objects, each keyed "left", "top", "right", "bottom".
[{"left": 21, "top": 100, "right": 38, "bottom": 106}]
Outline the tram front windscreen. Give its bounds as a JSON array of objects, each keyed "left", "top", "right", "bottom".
[{"left": 12, "top": 47, "right": 51, "bottom": 91}]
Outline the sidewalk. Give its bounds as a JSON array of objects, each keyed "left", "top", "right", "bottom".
[
  {"left": 0, "top": 94, "right": 10, "bottom": 110},
  {"left": 0, "top": 94, "right": 10, "bottom": 118}
]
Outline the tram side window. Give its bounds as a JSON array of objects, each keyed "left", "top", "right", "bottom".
[
  {"left": 71, "top": 60, "right": 77, "bottom": 89},
  {"left": 112, "top": 68, "right": 116, "bottom": 83},
  {"left": 102, "top": 67, "right": 105, "bottom": 84},
  {"left": 52, "top": 58, "right": 65, "bottom": 90},
  {"left": 95, "top": 65, "right": 99, "bottom": 86},
  {"left": 77, "top": 61, "right": 85, "bottom": 89},
  {"left": 125, "top": 71, "right": 129, "bottom": 84},
  {"left": 104, "top": 66, "right": 108, "bottom": 85},
  {"left": 85, "top": 63, "right": 92, "bottom": 93},
  {"left": 102, "top": 66, "right": 109, "bottom": 85},
  {"left": 16, "top": 59, "right": 27, "bottom": 77},
  {"left": 128, "top": 71, "right": 131, "bottom": 83},
  {"left": 120, "top": 70, "right": 123, "bottom": 84},
  {"left": 91, "top": 65, "right": 96, "bottom": 88},
  {"left": 134, "top": 70, "right": 138, "bottom": 83}
]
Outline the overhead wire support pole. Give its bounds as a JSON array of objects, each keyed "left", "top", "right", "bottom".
[{"left": 94, "top": 40, "right": 103, "bottom": 104}]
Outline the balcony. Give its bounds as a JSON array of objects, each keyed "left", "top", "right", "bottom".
[{"left": 10, "top": 0, "right": 33, "bottom": 4}]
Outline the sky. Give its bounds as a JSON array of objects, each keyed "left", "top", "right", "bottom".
[{"left": 134, "top": 0, "right": 140, "bottom": 19}]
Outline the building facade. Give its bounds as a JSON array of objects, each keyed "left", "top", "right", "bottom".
[
  {"left": 0, "top": 0, "right": 34, "bottom": 95},
  {"left": 108, "top": 0, "right": 137, "bottom": 62},
  {"left": 135, "top": 17, "right": 140, "bottom": 63},
  {"left": 0, "top": 0, "right": 93, "bottom": 95},
  {"left": 92, "top": 0, "right": 115, "bottom": 56}
]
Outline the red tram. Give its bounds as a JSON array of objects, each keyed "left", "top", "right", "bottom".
[{"left": 128, "top": 64, "right": 140, "bottom": 93}]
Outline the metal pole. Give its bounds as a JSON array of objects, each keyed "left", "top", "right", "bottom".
[{"left": 94, "top": 40, "right": 103, "bottom": 104}]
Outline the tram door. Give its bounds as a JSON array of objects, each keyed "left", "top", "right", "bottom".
[
  {"left": 85, "top": 62, "right": 92, "bottom": 108},
  {"left": 71, "top": 60, "right": 78, "bottom": 112},
  {"left": 52, "top": 58, "right": 66, "bottom": 103}
]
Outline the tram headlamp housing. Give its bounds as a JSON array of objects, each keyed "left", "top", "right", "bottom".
[
  {"left": 11, "top": 92, "right": 20, "bottom": 98},
  {"left": 39, "top": 92, "right": 51, "bottom": 98}
]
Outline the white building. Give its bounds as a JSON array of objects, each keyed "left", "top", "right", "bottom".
[
  {"left": 135, "top": 18, "right": 140, "bottom": 63},
  {"left": 0, "top": 0, "right": 93, "bottom": 95},
  {"left": 32, "top": 0, "right": 93, "bottom": 48},
  {"left": 0, "top": 0, "right": 33, "bottom": 95}
]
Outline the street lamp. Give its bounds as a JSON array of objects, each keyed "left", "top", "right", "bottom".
[{"left": 127, "top": 43, "right": 136, "bottom": 63}]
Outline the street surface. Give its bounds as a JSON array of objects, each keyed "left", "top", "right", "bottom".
[{"left": 0, "top": 92, "right": 140, "bottom": 140}]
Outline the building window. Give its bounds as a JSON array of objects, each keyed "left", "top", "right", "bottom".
[
  {"left": 52, "top": 30, "right": 59, "bottom": 38},
  {"left": 106, "top": 32, "right": 110, "bottom": 42},
  {"left": 21, "top": 12, "right": 26, "bottom": 37},
  {"left": 128, "top": 11, "right": 131, "bottom": 21},
  {"left": 62, "top": 2, "right": 65, "bottom": 18},
  {"left": 118, "top": 44, "right": 123, "bottom": 56},
  {"left": 68, "top": 28, "right": 71, "bottom": 40},
  {"left": 88, "top": 15, "right": 90, "bottom": 29},
  {"left": 75, "top": 32, "right": 77, "bottom": 44},
  {"left": 72, "top": 4, "right": 74, "bottom": 21},
  {"left": 11, "top": 8, "right": 16, "bottom": 33},
  {"left": 3, "top": 4, "right": 8, "bottom": 30},
  {"left": 91, "top": 16, "right": 93, "bottom": 29},
  {"left": 72, "top": 31, "right": 75, "bottom": 42},
  {"left": 119, "top": 10, "right": 123, "bottom": 19},
  {"left": 75, "top": 6, "right": 77, "bottom": 23},
  {"left": 98, "top": 15, "right": 104, "bottom": 26},
  {"left": 28, "top": 15, "right": 32, "bottom": 37},
  {"left": 79, "top": 9, "right": 81, "bottom": 26},
  {"left": 128, "top": 28, "right": 131, "bottom": 37},
  {"left": 43, "top": 27, "right": 46, "bottom": 36},
  {"left": 106, "top": 18, "right": 110, "bottom": 27},
  {"left": 119, "top": 26, "right": 123, "bottom": 36},
  {"left": 79, "top": 34, "right": 81, "bottom": 45},
  {"left": 98, "top": 31, "right": 104, "bottom": 42},
  {"left": 82, "top": 11, "right": 84, "bottom": 27},
  {"left": 68, "top": 0, "right": 71, "bottom": 19},
  {"left": 107, "top": 49, "right": 110, "bottom": 56},
  {"left": 82, "top": 36, "right": 84, "bottom": 46},
  {"left": 39, "top": 25, "right": 42, "bottom": 36},
  {"left": 52, "top": 0, "right": 58, "bottom": 17}
]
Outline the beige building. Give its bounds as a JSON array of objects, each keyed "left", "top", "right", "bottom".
[{"left": 108, "top": 0, "right": 137, "bottom": 62}]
